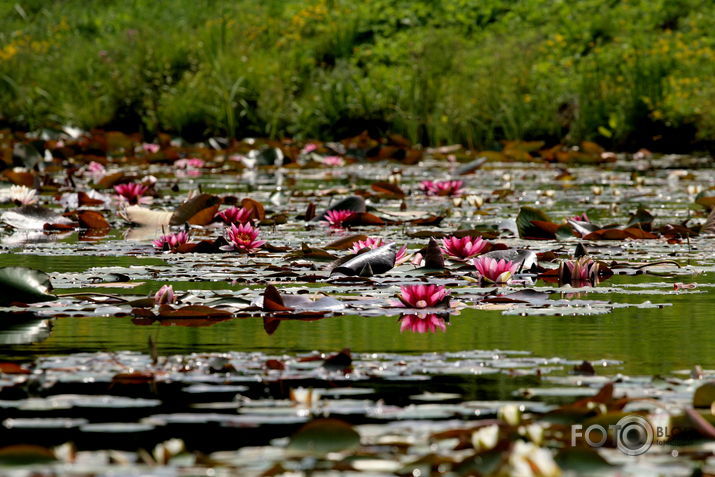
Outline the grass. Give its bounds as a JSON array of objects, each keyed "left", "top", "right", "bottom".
[{"left": 1, "top": 0, "right": 715, "bottom": 150}]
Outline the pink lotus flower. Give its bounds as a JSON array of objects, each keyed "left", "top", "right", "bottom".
[
  {"left": 420, "top": 180, "right": 464, "bottom": 197},
  {"left": 142, "top": 143, "right": 160, "bottom": 154},
  {"left": 114, "top": 183, "right": 149, "bottom": 205},
  {"left": 152, "top": 231, "right": 189, "bottom": 251},
  {"left": 441, "top": 236, "right": 487, "bottom": 260},
  {"left": 324, "top": 209, "right": 355, "bottom": 227},
  {"left": 225, "top": 223, "right": 266, "bottom": 252},
  {"left": 350, "top": 237, "right": 408, "bottom": 265},
  {"left": 399, "top": 313, "right": 447, "bottom": 333},
  {"left": 215, "top": 207, "right": 252, "bottom": 225},
  {"left": 323, "top": 155, "right": 344, "bottom": 167},
  {"left": 559, "top": 257, "right": 601, "bottom": 286},
  {"left": 394, "top": 284, "right": 450, "bottom": 309},
  {"left": 473, "top": 256, "right": 517, "bottom": 284},
  {"left": 175, "top": 158, "right": 204, "bottom": 169},
  {"left": 154, "top": 285, "right": 176, "bottom": 305}
]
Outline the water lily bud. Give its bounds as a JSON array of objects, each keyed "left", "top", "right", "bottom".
[
  {"left": 520, "top": 423, "right": 544, "bottom": 445},
  {"left": 471, "top": 424, "right": 499, "bottom": 452},
  {"left": 498, "top": 403, "right": 522, "bottom": 426},
  {"left": 154, "top": 285, "right": 176, "bottom": 305},
  {"left": 466, "top": 195, "right": 484, "bottom": 208}
]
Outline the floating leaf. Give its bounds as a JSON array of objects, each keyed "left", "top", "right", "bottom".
[
  {"left": 170, "top": 194, "right": 222, "bottom": 226},
  {"left": 0, "top": 445, "right": 56, "bottom": 466},
  {"left": 331, "top": 244, "right": 396, "bottom": 277},
  {"left": 77, "top": 210, "right": 110, "bottom": 229},
  {"left": 316, "top": 196, "right": 366, "bottom": 221},
  {"left": 693, "top": 381, "right": 715, "bottom": 408},
  {"left": 287, "top": 419, "right": 360, "bottom": 454},
  {"left": 1, "top": 205, "right": 73, "bottom": 230},
  {"left": 0, "top": 267, "right": 55, "bottom": 305}
]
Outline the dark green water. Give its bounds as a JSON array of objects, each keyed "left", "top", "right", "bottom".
[{"left": 1, "top": 253, "right": 710, "bottom": 376}]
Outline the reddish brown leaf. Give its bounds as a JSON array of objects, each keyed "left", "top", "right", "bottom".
[
  {"left": 325, "top": 234, "right": 369, "bottom": 250},
  {"left": 371, "top": 181, "right": 405, "bottom": 197},
  {"left": 241, "top": 198, "right": 265, "bottom": 221},
  {"left": 265, "top": 359, "right": 286, "bottom": 370},
  {"left": 77, "top": 210, "right": 110, "bottom": 229},
  {"left": 77, "top": 191, "right": 104, "bottom": 206},
  {"left": 2, "top": 170, "right": 35, "bottom": 187},
  {"left": 263, "top": 285, "right": 293, "bottom": 312},
  {"left": 0, "top": 362, "right": 30, "bottom": 374},
  {"left": 170, "top": 194, "right": 222, "bottom": 226}
]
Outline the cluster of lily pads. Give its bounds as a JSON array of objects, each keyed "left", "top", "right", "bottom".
[{"left": 1, "top": 129, "right": 714, "bottom": 474}]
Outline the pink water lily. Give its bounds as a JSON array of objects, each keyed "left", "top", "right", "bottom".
[
  {"left": 324, "top": 209, "right": 355, "bottom": 227},
  {"left": 394, "top": 284, "right": 450, "bottom": 309},
  {"left": 142, "top": 143, "right": 160, "bottom": 154},
  {"left": 350, "top": 237, "right": 409, "bottom": 265},
  {"left": 399, "top": 313, "right": 447, "bottom": 333},
  {"left": 301, "top": 143, "right": 318, "bottom": 154},
  {"left": 559, "top": 257, "right": 601, "bottom": 286},
  {"left": 154, "top": 285, "right": 176, "bottom": 305},
  {"left": 323, "top": 155, "right": 344, "bottom": 167},
  {"left": 570, "top": 212, "right": 589, "bottom": 222},
  {"left": 225, "top": 223, "right": 266, "bottom": 252},
  {"left": 473, "top": 256, "right": 517, "bottom": 284},
  {"left": 114, "top": 183, "right": 149, "bottom": 205},
  {"left": 175, "top": 158, "right": 204, "bottom": 169},
  {"left": 420, "top": 180, "right": 464, "bottom": 197},
  {"left": 86, "top": 161, "right": 106, "bottom": 182},
  {"left": 215, "top": 206, "right": 252, "bottom": 225},
  {"left": 152, "top": 231, "right": 189, "bottom": 251},
  {"left": 441, "top": 236, "right": 487, "bottom": 260}
]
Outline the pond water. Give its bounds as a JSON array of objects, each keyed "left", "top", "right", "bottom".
[
  {"left": 1, "top": 139, "right": 714, "bottom": 474},
  {"left": 0, "top": 253, "right": 712, "bottom": 376}
]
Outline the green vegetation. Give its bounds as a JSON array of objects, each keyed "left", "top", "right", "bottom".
[{"left": 1, "top": 0, "right": 714, "bottom": 148}]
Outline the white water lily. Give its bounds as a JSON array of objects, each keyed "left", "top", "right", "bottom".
[
  {"left": 498, "top": 403, "right": 522, "bottom": 426},
  {"left": 10, "top": 185, "right": 38, "bottom": 205},
  {"left": 471, "top": 424, "right": 500, "bottom": 452},
  {"left": 504, "top": 441, "right": 561, "bottom": 477}
]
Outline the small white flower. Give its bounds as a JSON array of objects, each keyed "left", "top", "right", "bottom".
[
  {"left": 10, "top": 185, "right": 38, "bottom": 205},
  {"left": 471, "top": 424, "right": 500, "bottom": 452},
  {"left": 506, "top": 441, "right": 561, "bottom": 477}
]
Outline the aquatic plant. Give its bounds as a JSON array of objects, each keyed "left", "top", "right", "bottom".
[
  {"left": 420, "top": 180, "right": 464, "bottom": 197},
  {"left": 215, "top": 206, "right": 252, "bottom": 225},
  {"left": 441, "top": 235, "right": 487, "bottom": 260},
  {"left": 225, "top": 223, "right": 266, "bottom": 252},
  {"left": 324, "top": 209, "right": 355, "bottom": 227},
  {"left": 154, "top": 284, "right": 176, "bottom": 304},
  {"left": 114, "top": 183, "right": 149, "bottom": 204},
  {"left": 473, "top": 256, "right": 517, "bottom": 284},
  {"left": 394, "top": 284, "right": 450, "bottom": 308},
  {"left": 152, "top": 231, "right": 189, "bottom": 251},
  {"left": 350, "top": 237, "right": 408, "bottom": 264}
]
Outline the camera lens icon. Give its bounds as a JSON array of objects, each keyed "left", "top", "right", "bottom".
[{"left": 614, "top": 415, "right": 653, "bottom": 456}]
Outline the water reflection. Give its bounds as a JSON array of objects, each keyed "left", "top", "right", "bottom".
[
  {"left": 399, "top": 313, "right": 449, "bottom": 334},
  {"left": 0, "top": 313, "right": 53, "bottom": 345}
]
